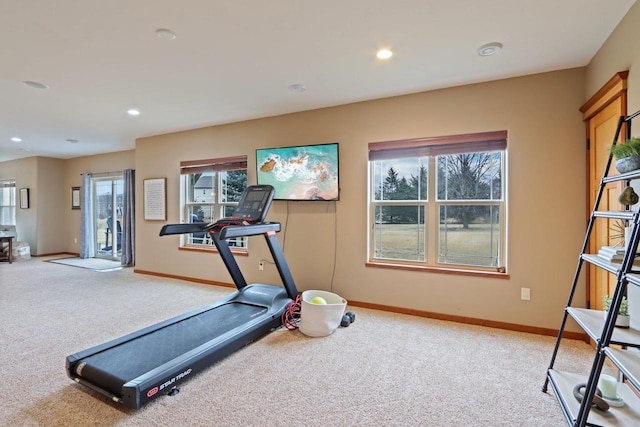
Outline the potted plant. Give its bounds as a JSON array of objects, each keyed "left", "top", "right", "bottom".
[
  {"left": 603, "top": 295, "right": 630, "bottom": 328},
  {"left": 610, "top": 137, "right": 640, "bottom": 173}
]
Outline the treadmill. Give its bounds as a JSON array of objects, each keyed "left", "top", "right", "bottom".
[{"left": 66, "top": 185, "right": 298, "bottom": 408}]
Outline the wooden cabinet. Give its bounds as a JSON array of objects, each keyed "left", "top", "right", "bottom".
[{"left": 0, "top": 235, "right": 13, "bottom": 263}]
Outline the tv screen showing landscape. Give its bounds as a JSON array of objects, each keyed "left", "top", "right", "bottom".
[{"left": 256, "top": 143, "right": 339, "bottom": 201}]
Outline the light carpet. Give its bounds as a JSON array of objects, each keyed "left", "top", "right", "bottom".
[
  {"left": 48, "top": 257, "right": 122, "bottom": 271},
  {"left": 0, "top": 257, "right": 597, "bottom": 426}
]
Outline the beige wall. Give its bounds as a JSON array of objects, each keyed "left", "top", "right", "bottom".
[
  {"left": 3, "top": 4, "right": 640, "bottom": 332},
  {"left": 0, "top": 151, "right": 134, "bottom": 255},
  {"left": 587, "top": 0, "right": 640, "bottom": 327},
  {"left": 586, "top": 1, "right": 640, "bottom": 115},
  {"left": 135, "top": 68, "right": 588, "bottom": 331},
  {"left": 0, "top": 157, "right": 39, "bottom": 253},
  {"left": 63, "top": 150, "right": 135, "bottom": 254},
  {"left": 35, "top": 157, "right": 66, "bottom": 255},
  {"left": 0, "top": 156, "right": 67, "bottom": 255}
]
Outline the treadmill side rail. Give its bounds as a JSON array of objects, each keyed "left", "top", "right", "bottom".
[
  {"left": 66, "top": 285, "right": 290, "bottom": 408},
  {"left": 159, "top": 223, "right": 207, "bottom": 236},
  {"left": 218, "top": 222, "right": 280, "bottom": 239}
]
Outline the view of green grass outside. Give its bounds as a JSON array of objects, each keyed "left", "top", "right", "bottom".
[
  {"left": 373, "top": 222, "right": 500, "bottom": 266},
  {"left": 374, "top": 223, "right": 426, "bottom": 261},
  {"left": 438, "top": 223, "right": 500, "bottom": 266}
]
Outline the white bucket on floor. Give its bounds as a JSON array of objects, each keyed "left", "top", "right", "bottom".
[{"left": 299, "top": 290, "right": 347, "bottom": 337}]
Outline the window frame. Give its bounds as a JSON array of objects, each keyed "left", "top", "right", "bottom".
[
  {"left": 367, "top": 131, "right": 507, "bottom": 275},
  {"left": 180, "top": 156, "right": 248, "bottom": 251},
  {"left": 0, "top": 180, "right": 17, "bottom": 226}
]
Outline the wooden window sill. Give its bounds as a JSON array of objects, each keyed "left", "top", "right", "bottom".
[{"left": 365, "top": 262, "right": 509, "bottom": 279}]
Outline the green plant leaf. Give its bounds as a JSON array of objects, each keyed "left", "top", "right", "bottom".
[{"left": 610, "top": 138, "right": 640, "bottom": 159}]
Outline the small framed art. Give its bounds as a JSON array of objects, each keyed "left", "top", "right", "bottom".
[
  {"left": 71, "top": 187, "right": 81, "bottom": 210},
  {"left": 20, "top": 188, "right": 29, "bottom": 209}
]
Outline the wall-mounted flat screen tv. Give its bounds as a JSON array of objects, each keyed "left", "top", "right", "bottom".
[{"left": 256, "top": 142, "right": 339, "bottom": 201}]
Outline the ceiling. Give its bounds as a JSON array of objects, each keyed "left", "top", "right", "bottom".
[{"left": 1, "top": 0, "right": 636, "bottom": 163}]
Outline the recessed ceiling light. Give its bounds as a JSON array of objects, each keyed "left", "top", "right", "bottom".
[
  {"left": 23, "top": 80, "right": 49, "bottom": 89},
  {"left": 376, "top": 49, "right": 393, "bottom": 60},
  {"left": 66, "top": 139, "right": 79, "bottom": 144},
  {"left": 477, "top": 42, "right": 503, "bottom": 57},
  {"left": 11, "top": 137, "right": 22, "bottom": 143},
  {"left": 288, "top": 84, "right": 306, "bottom": 93},
  {"left": 155, "top": 28, "right": 176, "bottom": 40},
  {"left": 127, "top": 108, "right": 140, "bottom": 116}
]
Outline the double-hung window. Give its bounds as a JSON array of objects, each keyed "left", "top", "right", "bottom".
[
  {"left": 0, "top": 180, "right": 16, "bottom": 225},
  {"left": 368, "top": 131, "right": 507, "bottom": 273},
  {"left": 180, "top": 156, "right": 248, "bottom": 249}
]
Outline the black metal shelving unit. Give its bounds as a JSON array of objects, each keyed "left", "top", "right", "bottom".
[{"left": 543, "top": 110, "right": 640, "bottom": 426}]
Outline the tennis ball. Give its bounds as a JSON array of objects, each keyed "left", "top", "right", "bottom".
[{"left": 310, "top": 296, "right": 327, "bottom": 305}]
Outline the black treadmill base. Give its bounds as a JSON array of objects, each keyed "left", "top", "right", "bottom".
[{"left": 67, "top": 284, "right": 290, "bottom": 408}]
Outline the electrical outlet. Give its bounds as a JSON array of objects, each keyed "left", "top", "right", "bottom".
[
  {"left": 521, "top": 287, "right": 531, "bottom": 301},
  {"left": 259, "top": 261, "right": 264, "bottom": 271}
]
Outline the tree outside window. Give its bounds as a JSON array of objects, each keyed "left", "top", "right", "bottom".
[
  {"left": 437, "top": 152, "right": 503, "bottom": 267},
  {"left": 368, "top": 131, "right": 506, "bottom": 272},
  {"left": 181, "top": 156, "right": 247, "bottom": 249}
]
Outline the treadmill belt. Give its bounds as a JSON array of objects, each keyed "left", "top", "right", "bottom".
[{"left": 78, "top": 302, "right": 265, "bottom": 393}]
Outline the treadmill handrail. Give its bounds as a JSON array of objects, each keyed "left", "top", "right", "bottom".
[
  {"left": 218, "top": 222, "right": 280, "bottom": 239},
  {"left": 159, "top": 223, "right": 208, "bottom": 236},
  {"left": 160, "top": 221, "right": 280, "bottom": 239}
]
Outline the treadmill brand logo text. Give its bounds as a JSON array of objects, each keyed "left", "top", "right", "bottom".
[{"left": 159, "top": 368, "right": 193, "bottom": 391}]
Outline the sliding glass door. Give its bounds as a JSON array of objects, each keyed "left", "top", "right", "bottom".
[{"left": 93, "top": 176, "right": 123, "bottom": 260}]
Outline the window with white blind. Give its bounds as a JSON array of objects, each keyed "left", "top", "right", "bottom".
[
  {"left": 0, "top": 180, "right": 16, "bottom": 225},
  {"left": 368, "top": 131, "right": 507, "bottom": 273},
  {"left": 180, "top": 156, "right": 248, "bottom": 249}
]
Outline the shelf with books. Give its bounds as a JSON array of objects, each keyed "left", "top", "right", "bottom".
[{"left": 544, "top": 110, "right": 640, "bottom": 426}]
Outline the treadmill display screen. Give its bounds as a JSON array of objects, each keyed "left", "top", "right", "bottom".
[{"left": 234, "top": 185, "right": 274, "bottom": 222}]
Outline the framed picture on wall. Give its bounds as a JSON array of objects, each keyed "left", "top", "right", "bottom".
[
  {"left": 144, "top": 178, "right": 167, "bottom": 220},
  {"left": 71, "top": 186, "right": 81, "bottom": 210},
  {"left": 20, "top": 188, "right": 29, "bottom": 209}
]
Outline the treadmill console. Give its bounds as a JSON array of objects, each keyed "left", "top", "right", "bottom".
[
  {"left": 233, "top": 185, "right": 275, "bottom": 223},
  {"left": 159, "top": 185, "right": 276, "bottom": 237}
]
